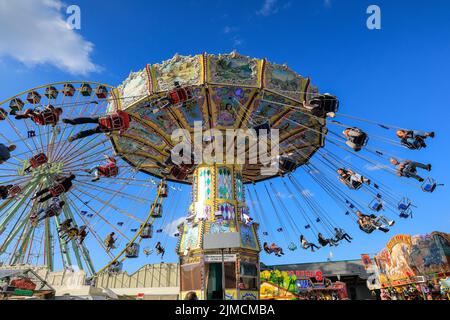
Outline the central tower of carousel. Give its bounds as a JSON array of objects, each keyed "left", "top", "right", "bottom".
[{"left": 107, "top": 52, "right": 329, "bottom": 300}]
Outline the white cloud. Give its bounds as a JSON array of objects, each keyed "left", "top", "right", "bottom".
[
  {"left": 364, "top": 164, "right": 389, "bottom": 171},
  {"left": 256, "top": 0, "right": 279, "bottom": 16},
  {"left": 163, "top": 216, "right": 186, "bottom": 238},
  {"left": 0, "top": 0, "right": 99, "bottom": 75},
  {"left": 223, "top": 26, "right": 238, "bottom": 34}
]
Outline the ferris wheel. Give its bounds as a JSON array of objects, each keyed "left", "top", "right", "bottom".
[{"left": 0, "top": 81, "right": 179, "bottom": 276}]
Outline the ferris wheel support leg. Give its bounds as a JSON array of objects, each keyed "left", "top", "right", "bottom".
[
  {"left": 60, "top": 199, "right": 84, "bottom": 271},
  {"left": 10, "top": 223, "right": 33, "bottom": 265},
  {"left": 53, "top": 214, "right": 72, "bottom": 269},
  {"left": 44, "top": 217, "right": 54, "bottom": 271}
]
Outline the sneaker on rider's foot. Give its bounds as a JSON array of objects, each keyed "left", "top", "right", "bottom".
[
  {"left": 388, "top": 220, "right": 395, "bottom": 227},
  {"left": 429, "top": 132, "right": 435, "bottom": 138},
  {"left": 427, "top": 164, "right": 432, "bottom": 171},
  {"left": 418, "top": 178, "right": 425, "bottom": 182}
]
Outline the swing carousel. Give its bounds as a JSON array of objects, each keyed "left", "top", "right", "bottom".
[{"left": 0, "top": 52, "right": 440, "bottom": 300}]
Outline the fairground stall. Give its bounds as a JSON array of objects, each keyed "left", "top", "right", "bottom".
[
  {"left": 260, "top": 269, "right": 348, "bottom": 300},
  {"left": 369, "top": 232, "right": 450, "bottom": 300}
]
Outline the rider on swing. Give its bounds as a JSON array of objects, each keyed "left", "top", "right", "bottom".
[
  {"left": 0, "top": 185, "right": 13, "bottom": 200},
  {"left": 155, "top": 242, "right": 165, "bottom": 258},
  {"left": 0, "top": 144, "right": 16, "bottom": 165},
  {"left": 396, "top": 129, "right": 434, "bottom": 150},
  {"left": 30, "top": 199, "right": 65, "bottom": 226},
  {"left": 390, "top": 158, "right": 432, "bottom": 182},
  {"left": 85, "top": 155, "right": 118, "bottom": 182},
  {"left": 356, "top": 211, "right": 395, "bottom": 234},
  {"left": 300, "top": 235, "right": 321, "bottom": 252},
  {"left": 337, "top": 168, "right": 371, "bottom": 189},
  {"left": 104, "top": 232, "right": 117, "bottom": 252},
  {"left": 32, "top": 174, "right": 76, "bottom": 203},
  {"left": 15, "top": 105, "right": 63, "bottom": 127},
  {"left": 63, "top": 110, "right": 131, "bottom": 142},
  {"left": 343, "top": 127, "right": 368, "bottom": 152},
  {"left": 317, "top": 233, "right": 339, "bottom": 247}
]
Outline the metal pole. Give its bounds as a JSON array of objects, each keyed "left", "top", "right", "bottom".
[{"left": 222, "top": 249, "right": 226, "bottom": 300}]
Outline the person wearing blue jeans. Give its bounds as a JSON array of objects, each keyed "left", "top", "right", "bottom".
[
  {"left": 390, "top": 158, "right": 431, "bottom": 182},
  {"left": 396, "top": 130, "right": 435, "bottom": 150}
]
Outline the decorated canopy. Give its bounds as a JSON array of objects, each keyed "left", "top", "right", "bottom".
[{"left": 107, "top": 52, "right": 326, "bottom": 184}]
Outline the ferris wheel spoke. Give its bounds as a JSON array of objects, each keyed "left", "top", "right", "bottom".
[
  {"left": 72, "top": 186, "right": 144, "bottom": 224},
  {"left": 52, "top": 97, "right": 106, "bottom": 163},
  {"left": 68, "top": 190, "right": 132, "bottom": 242},
  {"left": 65, "top": 195, "right": 115, "bottom": 261},
  {"left": 75, "top": 180, "right": 150, "bottom": 204},
  {"left": 58, "top": 140, "right": 110, "bottom": 167}
]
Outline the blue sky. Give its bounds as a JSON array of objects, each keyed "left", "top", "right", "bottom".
[{"left": 0, "top": 0, "right": 449, "bottom": 273}]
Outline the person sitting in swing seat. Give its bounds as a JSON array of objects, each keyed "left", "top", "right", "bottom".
[
  {"left": 58, "top": 218, "right": 73, "bottom": 234},
  {"left": 356, "top": 211, "right": 394, "bottom": 234},
  {"left": 77, "top": 226, "right": 88, "bottom": 244},
  {"left": 85, "top": 155, "right": 118, "bottom": 182},
  {"left": 390, "top": 158, "right": 431, "bottom": 182},
  {"left": 61, "top": 226, "right": 80, "bottom": 242},
  {"left": 15, "top": 105, "right": 63, "bottom": 127},
  {"left": 30, "top": 200, "right": 65, "bottom": 226},
  {"left": 155, "top": 241, "right": 165, "bottom": 258},
  {"left": 104, "top": 232, "right": 116, "bottom": 252},
  {"left": 343, "top": 127, "right": 368, "bottom": 152},
  {"left": 334, "top": 227, "right": 353, "bottom": 243},
  {"left": 242, "top": 212, "right": 254, "bottom": 226},
  {"left": 263, "top": 242, "right": 272, "bottom": 254},
  {"left": 270, "top": 243, "right": 285, "bottom": 257},
  {"left": 0, "top": 144, "right": 16, "bottom": 165},
  {"left": 399, "top": 212, "right": 412, "bottom": 219},
  {"left": 153, "top": 81, "right": 193, "bottom": 114},
  {"left": 0, "top": 185, "right": 13, "bottom": 200},
  {"left": 396, "top": 130, "right": 434, "bottom": 150},
  {"left": 300, "top": 235, "right": 320, "bottom": 252},
  {"left": 337, "top": 168, "right": 370, "bottom": 189},
  {"left": 317, "top": 233, "right": 339, "bottom": 247},
  {"left": 31, "top": 174, "right": 76, "bottom": 203},
  {"left": 63, "top": 110, "right": 131, "bottom": 142}
]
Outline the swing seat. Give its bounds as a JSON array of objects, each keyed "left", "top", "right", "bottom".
[
  {"left": 8, "top": 185, "right": 21, "bottom": 197},
  {"left": 421, "top": 179, "right": 438, "bottom": 193},
  {"left": 29, "top": 153, "right": 48, "bottom": 169},
  {"left": 44, "top": 86, "right": 59, "bottom": 99},
  {"left": 62, "top": 84, "right": 76, "bottom": 97},
  {"left": 280, "top": 157, "right": 297, "bottom": 173},
  {"left": 309, "top": 94, "right": 339, "bottom": 117},
  {"left": 168, "top": 87, "right": 193, "bottom": 105},
  {"left": 95, "top": 85, "right": 108, "bottom": 99},
  {"left": 125, "top": 243, "right": 140, "bottom": 258},
  {"left": 37, "top": 109, "right": 59, "bottom": 126},
  {"left": 369, "top": 199, "right": 383, "bottom": 212},
  {"left": 49, "top": 184, "right": 66, "bottom": 197},
  {"left": 26, "top": 91, "right": 42, "bottom": 104},
  {"left": 170, "top": 166, "right": 189, "bottom": 180},
  {"left": 99, "top": 164, "right": 119, "bottom": 177},
  {"left": 288, "top": 242, "right": 298, "bottom": 251},
  {"left": 254, "top": 122, "right": 271, "bottom": 137}
]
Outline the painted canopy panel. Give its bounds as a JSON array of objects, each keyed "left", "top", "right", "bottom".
[{"left": 109, "top": 53, "right": 325, "bottom": 184}]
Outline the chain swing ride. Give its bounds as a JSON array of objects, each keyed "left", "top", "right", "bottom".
[{"left": 0, "top": 53, "right": 441, "bottom": 284}]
